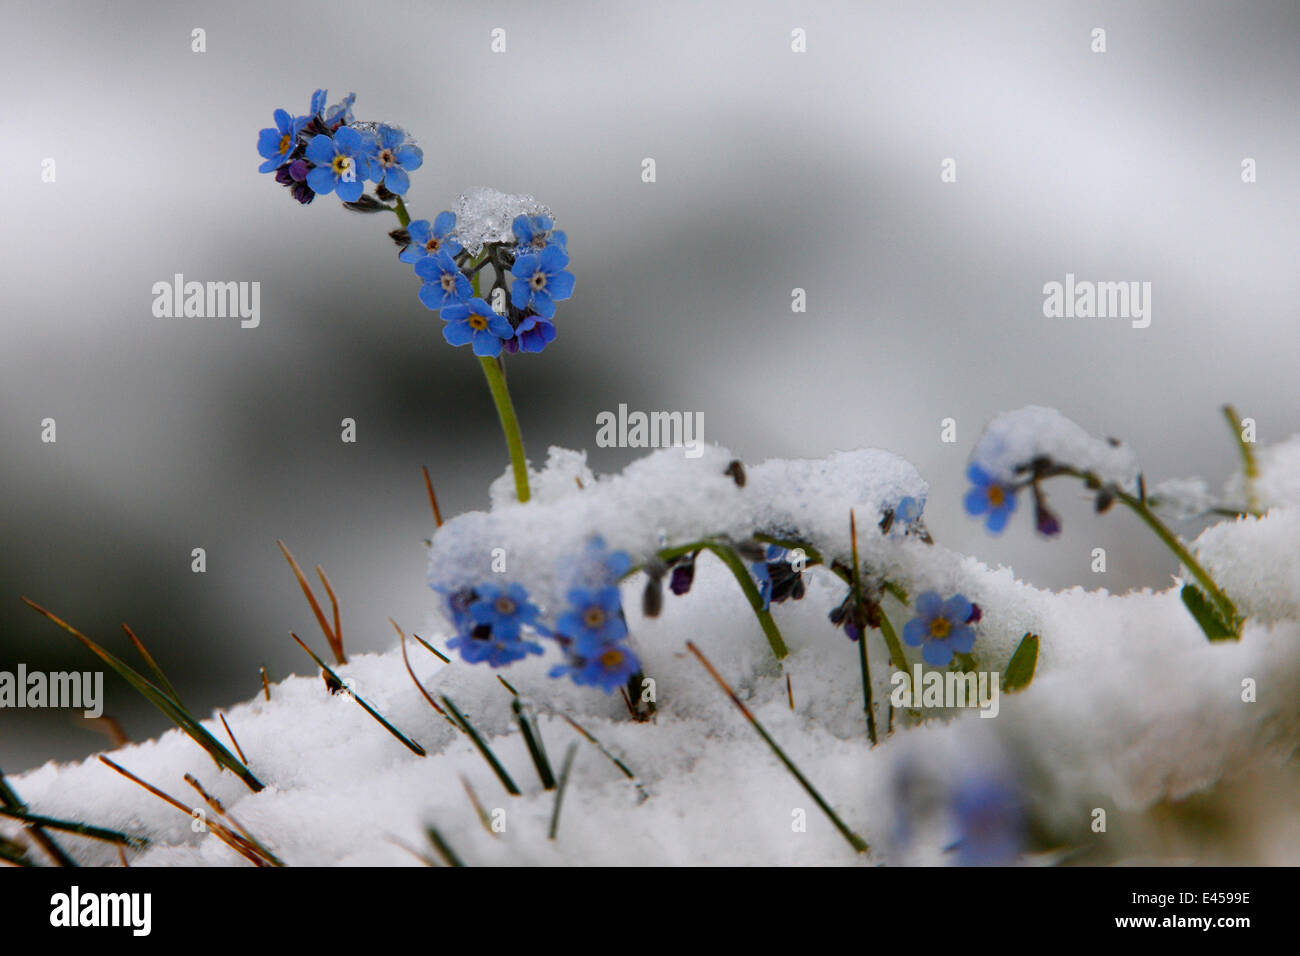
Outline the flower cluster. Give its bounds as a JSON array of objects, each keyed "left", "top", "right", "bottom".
[
  {"left": 257, "top": 90, "right": 422, "bottom": 205},
  {"left": 437, "top": 538, "right": 639, "bottom": 694},
  {"left": 257, "top": 90, "right": 572, "bottom": 358},
  {"left": 405, "top": 211, "right": 573, "bottom": 357}
]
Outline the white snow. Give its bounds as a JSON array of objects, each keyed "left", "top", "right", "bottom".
[
  {"left": 447, "top": 188, "right": 553, "bottom": 255},
  {"left": 969, "top": 405, "right": 1140, "bottom": 488},
  {"left": 7, "top": 427, "right": 1300, "bottom": 867}
]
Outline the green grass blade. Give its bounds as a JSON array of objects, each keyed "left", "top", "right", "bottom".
[
  {"left": 0, "top": 806, "right": 149, "bottom": 849},
  {"left": 440, "top": 695, "right": 520, "bottom": 795},
  {"left": 23, "top": 598, "right": 263, "bottom": 793},
  {"left": 548, "top": 742, "right": 579, "bottom": 840},
  {"left": 292, "top": 634, "right": 426, "bottom": 756},
  {"left": 513, "top": 698, "right": 556, "bottom": 790}
]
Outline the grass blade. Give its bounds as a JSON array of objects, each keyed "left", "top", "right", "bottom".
[
  {"left": 0, "top": 768, "right": 77, "bottom": 866},
  {"left": 292, "top": 633, "right": 426, "bottom": 756},
  {"left": 1002, "top": 633, "right": 1040, "bottom": 692},
  {"left": 548, "top": 742, "right": 579, "bottom": 840},
  {"left": 277, "top": 540, "right": 346, "bottom": 664},
  {"left": 121, "top": 623, "right": 185, "bottom": 709},
  {"left": 23, "top": 597, "right": 263, "bottom": 792},
  {"left": 513, "top": 698, "right": 556, "bottom": 790},
  {"left": 0, "top": 806, "right": 149, "bottom": 849},
  {"left": 687, "top": 641, "right": 868, "bottom": 855},
  {"left": 440, "top": 695, "right": 520, "bottom": 795},
  {"left": 425, "top": 826, "right": 465, "bottom": 867}
]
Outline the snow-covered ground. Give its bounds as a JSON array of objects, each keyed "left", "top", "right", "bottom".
[{"left": 8, "top": 416, "right": 1299, "bottom": 866}]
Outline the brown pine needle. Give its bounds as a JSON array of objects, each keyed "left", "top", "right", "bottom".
[
  {"left": 260, "top": 666, "right": 271, "bottom": 701},
  {"left": 277, "top": 540, "right": 346, "bottom": 664},
  {"left": 421, "top": 466, "right": 444, "bottom": 527},
  {"left": 394, "top": 619, "right": 457, "bottom": 729},
  {"left": 218, "top": 713, "right": 247, "bottom": 765},
  {"left": 460, "top": 775, "right": 494, "bottom": 834},
  {"left": 78, "top": 714, "right": 129, "bottom": 747},
  {"left": 97, "top": 757, "right": 271, "bottom": 866},
  {"left": 686, "top": 641, "right": 868, "bottom": 855},
  {"left": 316, "top": 566, "right": 342, "bottom": 655},
  {"left": 787, "top": 673, "right": 794, "bottom": 710},
  {"left": 497, "top": 675, "right": 519, "bottom": 696},
  {"left": 184, "top": 774, "right": 284, "bottom": 866}
]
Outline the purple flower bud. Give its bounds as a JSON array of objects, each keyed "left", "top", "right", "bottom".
[{"left": 669, "top": 559, "right": 696, "bottom": 595}]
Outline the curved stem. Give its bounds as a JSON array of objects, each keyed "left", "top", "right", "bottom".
[
  {"left": 703, "top": 543, "right": 789, "bottom": 660},
  {"left": 1114, "top": 487, "right": 1240, "bottom": 630},
  {"left": 478, "top": 356, "right": 530, "bottom": 503}
]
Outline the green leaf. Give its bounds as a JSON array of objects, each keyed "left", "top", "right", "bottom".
[
  {"left": 1002, "top": 633, "right": 1039, "bottom": 693},
  {"left": 1181, "top": 584, "right": 1238, "bottom": 642}
]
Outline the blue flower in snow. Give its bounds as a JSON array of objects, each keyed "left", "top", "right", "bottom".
[
  {"left": 512, "top": 214, "right": 567, "bottom": 254},
  {"left": 440, "top": 298, "right": 514, "bottom": 357},
  {"left": 257, "top": 109, "right": 309, "bottom": 173},
  {"left": 303, "top": 126, "right": 371, "bottom": 202},
  {"left": 556, "top": 586, "right": 628, "bottom": 654},
  {"left": 363, "top": 124, "right": 423, "bottom": 195},
  {"left": 902, "top": 591, "right": 977, "bottom": 667},
  {"left": 510, "top": 245, "right": 574, "bottom": 318},
  {"left": 549, "top": 641, "right": 639, "bottom": 694},
  {"left": 567, "top": 536, "right": 632, "bottom": 590},
  {"left": 415, "top": 250, "right": 472, "bottom": 310},
  {"left": 400, "top": 212, "right": 462, "bottom": 265},
  {"left": 963, "top": 464, "right": 1017, "bottom": 534},
  {"left": 446, "top": 585, "right": 545, "bottom": 668},
  {"left": 466, "top": 582, "right": 544, "bottom": 641}
]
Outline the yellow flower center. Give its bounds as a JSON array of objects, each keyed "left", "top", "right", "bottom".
[
  {"left": 278, "top": 133, "right": 292, "bottom": 155},
  {"left": 987, "top": 485, "right": 1005, "bottom": 508},
  {"left": 929, "top": 617, "right": 951, "bottom": 639},
  {"left": 583, "top": 607, "right": 606, "bottom": 629},
  {"left": 379, "top": 148, "right": 395, "bottom": 165},
  {"left": 494, "top": 596, "right": 516, "bottom": 615},
  {"left": 600, "top": 648, "right": 624, "bottom": 668},
  {"left": 330, "top": 155, "right": 352, "bottom": 176},
  {"left": 468, "top": 313, "right": 489, "bottom": 331},
  {"left": 425, "top": 237, "right": 441, "bottom": 253}
]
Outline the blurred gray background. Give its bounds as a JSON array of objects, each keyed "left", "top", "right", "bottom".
[{"left": 3, "top": 0, "right": 1297, "bottom": 771}]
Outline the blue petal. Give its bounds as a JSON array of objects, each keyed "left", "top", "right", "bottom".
[
  {"left": 433, "top": 211, "right": 456, "bottom": 237},
  {"left": 948, "top": 627, "right": 976, "bottom": 654},
  {"left": 305, "top": 166, "right": 336, "bottom": 195},
  {"left": 384, "top": 167, "right": 410, "bottom": 195},
  {"left": 407, "top": 220, "right": 431, "bottom": 244},
  {"left": 902, "top": 618, "right": 926, "bottom": 647},
  {"left": 964, "top": 487, "right": 990, "bottom": 517},
  {"left": 546, "top": 270, "right": 575, "bottom": 301},
  {"left": 395, "top": 144, "right": 423, "bottom": 170},
  {"left": 538, "top": 244, "right": 570, "bottom": 273},
  {"left": 417, "top": 282, "right": 445, "bottom": 311},
  {"left": 944, "top": 594, "right": 973, "bottom": 623},
  {"left": 986, "top": 507, "right": 1011, "bottom": 534},
  {"left": 335, "top": 177, "right": 364, "bottom": 202},
  {"left": 511, "top": 253, "right": 539, "bottom": 278},
  {"left": 304, "top": 135, "right": 335, "bottom": 163},
  {"left": 472, "top": 329, "right": 504, "bottom": 357},
  {"left": 442, "top": 321, "right": 473, "bottom": 347},
  {"left": 413, "top": 256, "right": 441, "bottom": 281},
  {"left": 922, "top": 641, "right": 954, "bottom": 667},
  {"left": 916, "top": 591, "right": 943, "bottom": 618}
]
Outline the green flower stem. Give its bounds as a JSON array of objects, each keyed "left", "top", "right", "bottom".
[
  {"left": 393, "top": 195, "right": 411, "bottom": 227},
  {"left": 1113, "top": 486, "right": 1240, "bottom": 631},
  {"left": 1057, "top": 467, "right": 1241, "bottom": 633},
  {"left": 478, "top": 356, "right": 531, "bottom": 504},
  {"left": 704, "top": 543, "right": 789, "bottom": 660},
  {"left": 1223, "top": 404, "right": 1259, "bottom": 512},
  {"left": 636, "top": 538, "right": 789, "bottom": 660}
]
